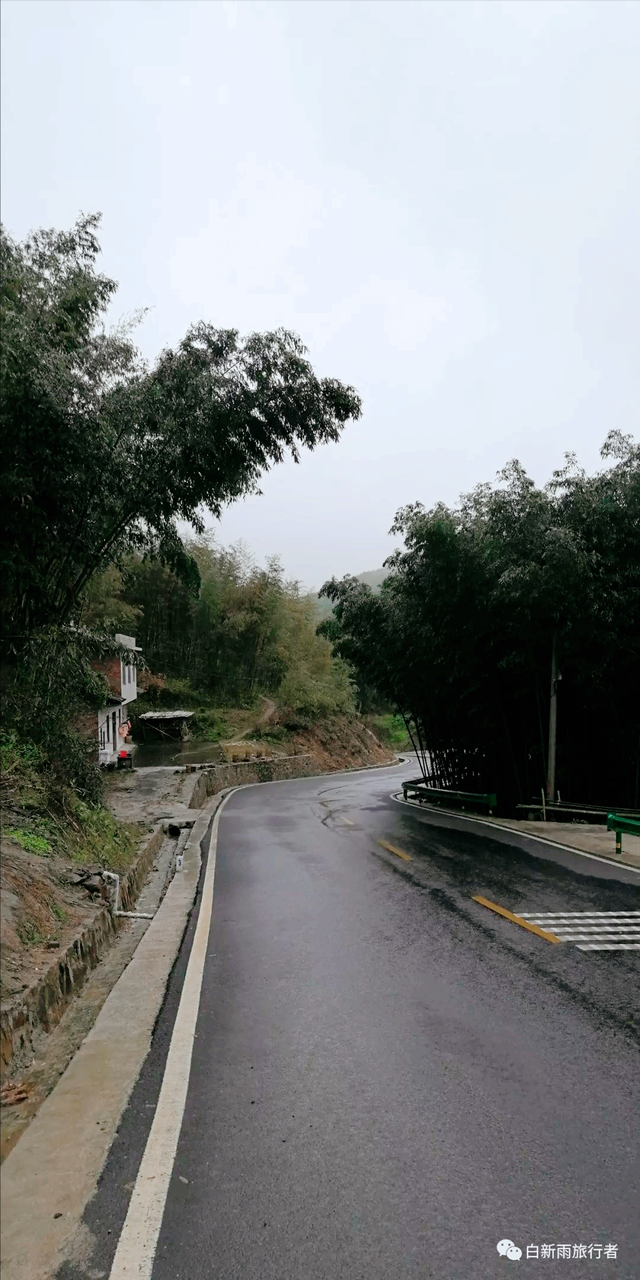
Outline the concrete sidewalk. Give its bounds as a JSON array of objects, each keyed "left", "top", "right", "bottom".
[
  {"left": 396, "top": 794, "right": 640, "bottom": 870},
  {"left": 484, "top": 817, "right": 640, "bottom": 868}
]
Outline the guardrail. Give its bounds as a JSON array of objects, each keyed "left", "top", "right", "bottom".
[
  {"left": 401, "top": 779, "right": 497, "bottom": 814},
  {"left": 607, "top": 812, "right": 640, "bottom": 856},
  {"left": 517, "top": 800, "right": 640, "bottom": 823}
]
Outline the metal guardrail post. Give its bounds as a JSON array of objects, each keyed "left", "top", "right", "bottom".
[{"left": 607, "top": 812, "right": 640, "bottom": 856}]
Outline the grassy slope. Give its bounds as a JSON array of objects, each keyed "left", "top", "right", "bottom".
[{"left": 0, "top": 737, "right": 144, "bottom": 1006}]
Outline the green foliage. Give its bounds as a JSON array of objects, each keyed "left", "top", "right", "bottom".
[
  {"left": 90, "top": 535, "right": 357, "bottom": 719},
  {"left": 191, "top": 712, "right": 231, "bottom": 742},
  {"left": 1, "top": 729, "right": 139, "bottom": 871},
  {"left": 6, "top": 828, "right": 52, "bottom": 854},
  {"left": 1, "top": 214, "right": 361, "bottom": 638},
  {"left": 80, "top": 566, "right": 142, "bottom": 632},
  {"left": 61, "top": 800, "right": 139, "bottom": 871},
  {"left": 132, "top": 679, "right": 231, "bottom": 741},
  {"left": 277, "top": 655, "right": 355, "bottom": 720},
  {"left": 0, "top": 211, "right": 363, "bottom": 877},
  {"left": 356, "top": 568, "right": 387, "bottom": 591},
  {"left": 315, "top": 568, "right": 386, "bottom": 624},
  {"left": 1, "top": 626, "right": 140, "bottom": 806},
  {"left": 260, "top": 725, "right": 288, "bottom": 743},
  {"left": 322, "top": 434, "right": 640, "bottom": 810},
  {"left": 367, "top": 714, "right": 412, "bottom": 751},
  {"left": 17, "top": 918, "right": 46, "bottom": 946}
]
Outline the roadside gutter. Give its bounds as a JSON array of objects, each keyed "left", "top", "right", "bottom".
[{"left": 0, "top": 790, "right": 225, "bottom": 1280}]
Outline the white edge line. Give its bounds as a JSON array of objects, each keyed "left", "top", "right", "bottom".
[
  {"left": 108, "top": 762, "right": 406, "bottom": 1275},
  {"left": 390, "top": 793, "right": 640, "bottom": 875},
  {"left": 109, "top": 789, "right": 236, "bottom": 1279}
]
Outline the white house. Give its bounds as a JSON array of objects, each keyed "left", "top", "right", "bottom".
[{"left": 95, "top": 634, "right": 142, "bottom": 767}]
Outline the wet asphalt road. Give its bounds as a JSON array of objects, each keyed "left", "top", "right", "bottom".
[{"left": 69, "top": 763, "right": 640, "bottom": 1280}]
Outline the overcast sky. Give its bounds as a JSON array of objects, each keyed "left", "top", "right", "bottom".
[{"left": 3, "top": 0, "right": 639, "bottom": 589}]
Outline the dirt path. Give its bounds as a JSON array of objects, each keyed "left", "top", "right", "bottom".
[{"left": 236, "top": 697, "right": 277, "bottom": 739}]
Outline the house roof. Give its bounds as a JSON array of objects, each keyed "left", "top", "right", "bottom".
[
  {"left": 139, "top": 710, "right": 194, "bottom": 720},
  {"left": 115, "top": 633, "right": 143, "bottom": 652}
]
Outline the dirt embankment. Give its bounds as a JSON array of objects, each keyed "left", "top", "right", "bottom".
[
  {"left": 189, "top": 715, "right": 396, "bottom": 807},
  {"left": 1, "top": 842, "right": 105, "bottom": 1011},
  {"left": 292, "top": 715, "right": 394, "bottom": 771},
  {"left": 213, "top": 712, "right": 395, "bottom": 771},
  {"left": 0, "top": 767, "right": 192, "bottom": 1082}
]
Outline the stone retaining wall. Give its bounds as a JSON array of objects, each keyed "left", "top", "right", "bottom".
[
  {"left": 0, "top": 825, "right": 164, "bottom": 1084},
  {"left": 187, "top": 755, "right": 318, "bottom": 809}
]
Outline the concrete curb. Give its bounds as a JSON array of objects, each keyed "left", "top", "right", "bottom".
[
  {"left": 0, "top": 825, "right": 165, "bottom": 1085},
  {"left": 0, "top": 789, "right": 230, "bottom": 1280}
]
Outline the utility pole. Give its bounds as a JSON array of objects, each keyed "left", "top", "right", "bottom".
[{"left": 546, "top": 633, "right": 559, "bottom": 803}]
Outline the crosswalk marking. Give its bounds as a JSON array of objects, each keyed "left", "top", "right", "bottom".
[
  {"left": 573, "top": 944, "right": 640, "bottom": 951},
  {"left": 518, "top": 910, "right": 640, "bottom": 951},
  {"left": 520, "top": 911, "right": 639, "bottom": 919}
]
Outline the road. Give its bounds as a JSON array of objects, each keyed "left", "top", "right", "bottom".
[{"left": 65, "top": 763, "right": 640, "bottom": 1280}]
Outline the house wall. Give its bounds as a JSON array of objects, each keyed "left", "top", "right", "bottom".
[
  {"left": 115, "top": 635, "right": 139, "bottom": 707},
  {"left": 98, "top": 703, "right": 132, "bottom": 765},
  {"left": 91, "top": 638, "right": 139, "bottom": 764},
  {"left": 120, "top": 659, "right": 137, "bottom": 705}
]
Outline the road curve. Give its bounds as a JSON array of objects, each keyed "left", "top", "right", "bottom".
[{"left": 66, "top": 764, "right": 640, "bottom": 1280}]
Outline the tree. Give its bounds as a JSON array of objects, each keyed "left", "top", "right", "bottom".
[
  {"left": 321, "top": 434, "right": 640, "bottom": 811},
  {"left": 79, "top": 534, "right": 356, "bottom": 718},
  {"left": 0, "top": 214, "right": 362, "bottom": 640}
]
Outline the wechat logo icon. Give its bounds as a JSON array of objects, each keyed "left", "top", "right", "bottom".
[{"left": 497, "top": 1239, "right": 522, "bottom": 1261}]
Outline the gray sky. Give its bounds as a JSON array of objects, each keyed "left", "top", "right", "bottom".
[{"left": 3, "top": 1, "right": 639, "bottom": 590}]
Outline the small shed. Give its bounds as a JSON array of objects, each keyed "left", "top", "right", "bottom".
[{"left": 138, "top": 711, "right": 194, "bottom": 742}]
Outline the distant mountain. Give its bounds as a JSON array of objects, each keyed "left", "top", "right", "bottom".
[
  {"left": 315, "top": 568, "right": 387, "bottom": 621},
  {"left": 355, "top": 568, "right": 387, "bottom": 592}
]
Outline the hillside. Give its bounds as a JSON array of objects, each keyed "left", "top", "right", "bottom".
[
  {"left": 355, "top": 568, "right": 387, "bottom": 591},
  {"left": 315, "top": 567, "right": 387, "bottom": 621}
]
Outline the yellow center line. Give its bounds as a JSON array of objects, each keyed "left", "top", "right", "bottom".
[
  {"left": 379, "top": 840, "right": 412, "bottom": 862},
  {"left": 472, "top": 895, "right": 563, "bottom": 943}
]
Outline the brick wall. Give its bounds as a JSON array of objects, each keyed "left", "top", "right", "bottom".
[{"left": 92, "top": 655, "right": 122, "bottom": 698}]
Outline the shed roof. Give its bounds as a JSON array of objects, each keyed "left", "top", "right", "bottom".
[{"left": 138, "top": 710, "right": 194, "bottom": 721}]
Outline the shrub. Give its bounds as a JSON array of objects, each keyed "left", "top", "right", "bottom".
[{"left": 6, "top": 828, "right": 52, "bottom": 855}]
